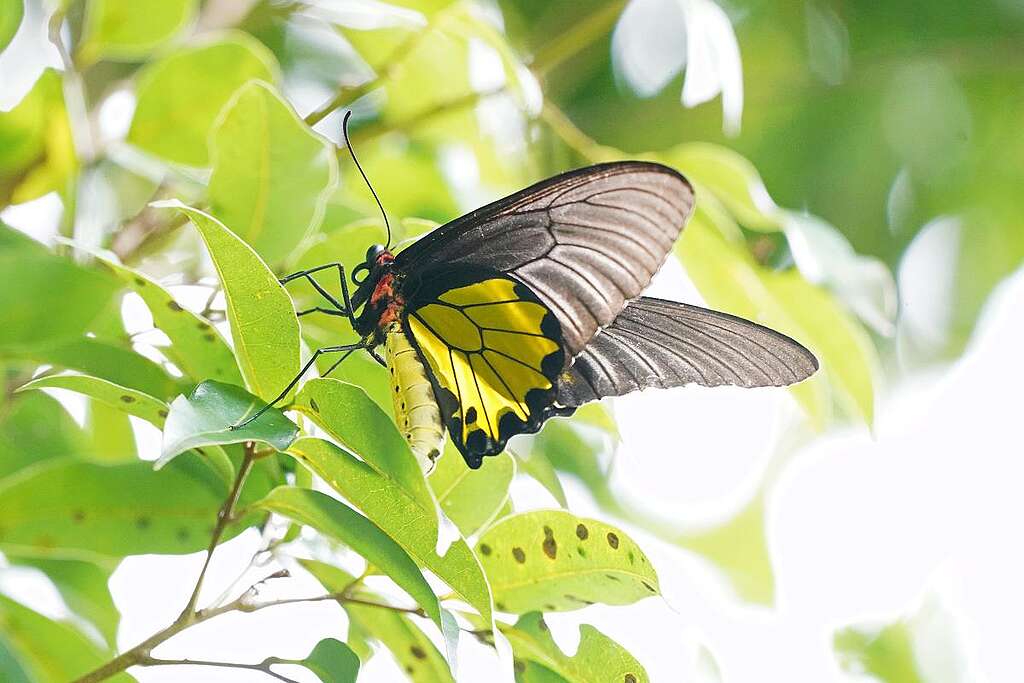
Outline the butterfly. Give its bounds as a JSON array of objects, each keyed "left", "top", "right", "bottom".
[{"left": 237, "top": 123, "right": 818, "bottom": 471}]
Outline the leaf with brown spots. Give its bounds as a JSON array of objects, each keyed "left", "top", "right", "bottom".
[
  {"left": 17, "top": 372, "right": 169, "bottom": 427},
  {"left": 475, "top": 510, "right": 659, "bottom": 613},
  {"left": 502, "top": 612, "right": 650, "bottom": 683}
]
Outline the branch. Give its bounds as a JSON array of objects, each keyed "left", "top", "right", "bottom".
[
  {"left": 138, "top": 655, "right": 300, "bottom": 683},
  {"left": 530, "top": 0, "right": 626, "bottom": 76}
]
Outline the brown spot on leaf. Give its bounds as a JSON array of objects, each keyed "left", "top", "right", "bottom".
[
  {"left": 309, "top": 398, "right": 320, "bottom": 413},
  {"left": 542, "top": 526, "right": 557, "bottom": 559},
  {"left": 197, "top": 321, "right": 209, "bottom": 330},
  {"left": 72, "top": 509, "right": 85, "bottom": 523},
  {"left": 642, "top": 581, "right": 656, "bottom": 593},
  {"left": 410, "top": 645, "right": 426, "bottom": 660},
  {"left": 496, "top": 602, "right": 506, "bottom": 611},
  {"left": 625, "top": 675, "right": 637, "bottom": 683},
  {"left": 544, "top": 603, "right": 555, "bottom": 611},
  {"left": 404, "top": 665, "right": 414, "bottom": 674},
  {"left": 512, "top": 547, "right": 526, "bottom": 563},
  {"left": 607, "top": 532, "right": 619, "bottom": 549},
  {"left": 479, "top": 543, "right": 492, "bottom": 556},
  {"left": 537, "top": 617, "right": 548, "bottom": 631},
  {"left": 134, "top": 277, "right": 147, "bottom": 287},
  {"left": 158, "top": 409, "right": 169, "bottom": 418},
  {"left": 514, "top": 660, "right": 526, "bottom": 674},
  {"left": 167, "top": 301, "right": 184, "bottom": 312},
  {"left": 120, "top": 395, "right": 136, "bottom": 403},
  {"left": 576, "top": 523, "right": 589, "bottom": 540},
  {"left": 177, "top": 527, "right": 191, "bottom": 542},
  {"left": 203, "top": 333, "right": 216, "bottom": 342},
  {"left": 135, "top": 516, "right": 151, "bottom": 530},
  {"left": 606, "top": 573, "right": 621, "bottom": 581}
]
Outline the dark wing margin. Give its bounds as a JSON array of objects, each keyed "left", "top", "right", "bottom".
[
  {"left": 555, "top": 297, "right": 820, "bottom": 408},
  {"left": 395, "top": 162, "right": 695, "bottom": 355}
]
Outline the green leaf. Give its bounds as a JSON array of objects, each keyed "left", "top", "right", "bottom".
[
  {"left": 0, "top": 391, "right": 91, "bottom": 480},
  {"left": 0, "top": 70, "right": 77, "bottom": 205},
  {"left": 666, "top": 143, "right": 781, "bottom": 231},
  {"left": 82, "top": 399, "right": 137, "bottom": 462},
  {"left": 0, "top": 0, "right": 22, "bottom": 54},
  {"left": 0, "top": 224, "right": 118, "bottom": 352},
  {"left": 78, "top": 0, "right": 197, "bottom": 63},
  {"left": 18, "top": 373, "right": 168, "bottom": 426},
  {"left": 159, "top": 380, "right": 298, "bottom": 468},
  {"left": 292, "top": 379, "right": 435, "bottom": 515},
  {"left": 475, "top": 510, "right": 659, "bottom": 613},
  {"left": 0, "top": 594, "right": 135, "bottom": 682},
  {"left": 209, "top": 81, "right": 339, "bottom": 266},
  {"left": 13, "top": 336, "right": 180, "bottom": 400},
  {"left": 96, "top": 255, "right": 242, "bottom": 385},
  {"left": 429, "top": 442, "right": 514, "bottom": 536},
  {"left": 298, "top": 638, "right": 360, "bottom": 683},
  {"left": 516, "top": 447, "right": 568, "bottom": 509},
  {"left": 0, "top": 457, "right": 239, "bottom": 557},
  {"left": 503, "top": 613, "right": 649, "bottom": 683},
  {"left": 160, "top": 202, "right": 300, "bottom": 401},
  {"left": 128, "top": 33, "right": 279, "bottom": 166},
  {"left": 286, "top": 437, "right": 493, "bottom": 626},
  {"left": 253, "top": 486, "right": 442, "bottom": 626},
  {"left": 300, "top": 559, "right": 454, "bottom": 682},
  {"left": 10, "top": 557, "right": 120, "bottom": 647},
  {"left": 834, "top": 622, "right": 922, "bottom": 683}
]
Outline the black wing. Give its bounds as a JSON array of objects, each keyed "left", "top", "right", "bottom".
[
  {"left": 395, "top": 162, "right": 695, "bottom": 355},
  {"left": 555, "top": 297, "right": 819, "bottom": 407}
]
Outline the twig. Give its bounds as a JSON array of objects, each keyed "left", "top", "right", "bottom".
[
  {"left": 137, "top": 655, "right": 300, "bottom": 683},
  {"left": 539, "top": 99, "right": 604, "bottom": 162},
  {"left": 530, "top": 0, "right": 627, "bottom": 76},
  {"left": 177, "top": 442, "right": 257, "bottom": 622},
  {"left": 349, "top": 86, "right": 508, "bottom": 145}
]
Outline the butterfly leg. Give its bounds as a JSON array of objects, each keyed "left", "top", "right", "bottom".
[
  {"left": 279, "top": 263, "right": 357, "bottom": 327},
  {"left": 230, "top": 341, "right": 365, "bottom": 430}
]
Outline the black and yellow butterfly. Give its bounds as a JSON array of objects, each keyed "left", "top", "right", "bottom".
[{"left": 241, "top": 156, "right": 818, "bottom": 470}]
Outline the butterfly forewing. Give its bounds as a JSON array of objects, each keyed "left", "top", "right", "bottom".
[
  {"left": 395, "top": 162, "right": 695, "bottom": 354},
  {"left": 403, "top": 273, "right": 566, "bottom": 467}
]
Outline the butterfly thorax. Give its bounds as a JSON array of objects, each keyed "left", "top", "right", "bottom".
[{"left": 370, "top": 272, "right": 405, "bottom": 330}]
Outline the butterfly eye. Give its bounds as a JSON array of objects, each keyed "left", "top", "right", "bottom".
[{"left": 351, "top": 262, "right": 370, "bottom": 285}]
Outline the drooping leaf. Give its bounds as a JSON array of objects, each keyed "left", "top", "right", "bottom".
[
  {"left": 475, "top": 510, "right": 659, "bottom": 614},
  {"left": 253, "top": 486, "right": 442, "bottom": 626},
  {"left": 503, "top": 613, "right": 649, "bottom": 683},
  {"left": 301, "top": 559, "right": 454, "bottom": 682},
  {"left": 97, "top": 255, "right": 242, "bottom": 385},
  {"left": 429, "top": 442, "right": 514, "bottom": 537},
  {"left": 0, "top": 0, "right": 23, "bottom": 54},
  {"left": 0, "top": 391, "right": 91, "bottom": 480},
  {"left": 18, "top": 373, "right": 168, "bottom": 426},
  {"left": 12, "top": 336, "right": 180, "bottom": 400},
  {"left": 78, "top": 0, "right": 197, "bottom": 63},
  {"left": 159, "top": 202, "right": 300, "bottom": 401},
  {"left": 292, "top": 379, "right": 435, "bottom": 518},
  {"left": 0, "top": 70, "right": 76, "bottom": 205},
  {"left": 286, "top": 437, "right": 493, "bottom": 625},
  {"left": 159, "top": 380, "right": 298, "bottom": 468},
  {"left": 297, "top": 638, "right": 360, "bottom": 683},
  {"left": 128, "top": 33, "right": 279, "bottom": 166},
  {"left": 0, "top": 224, "right": 117, "bottom": 352},
  {"left": 209, "top": 80, "right": 338, "bottom": 266},
  {"left": 0, "top": 457, "right": 243, "bottom": 557},
  {"left": 9, "top": 556, "right": 120, "bottom": 647},
  {"left": 0, "top": 594, "right": 135, "bottom": 682}
]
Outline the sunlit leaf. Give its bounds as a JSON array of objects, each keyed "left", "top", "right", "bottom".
[
  {"left": 285, "top": 437, "right": 493, "bottom": 625},
  {"left": 0, "top": 69, "right": 76, "bottom": 205},
  {"left": 10, "top": 556, "right": 120, "bottom": 647},
  {"left": 78, "top": 0, "right": 197, "bottom": 64},
  {"left": 0, "top": 224, "right": 117, "bottom": 352},
  {"left": 0, "top": 594, "right": 135, "bottom": 682},
  {"left": 209, "top": 81, "right": 338, "bottom": 266},
  {"left": 0, "top": 0, "right": 22, "bottom": 54},
  {"left": 159, "top": 380, "right": 298, "bottom": 468},
  {"left": 160, "top": 202, "right": 300, "bottom": 401},
  {"left": 82, "top": 399, "right": 136, "bottom": 462},
  {"left": 18, "top": 373, "right": 168, "bottom": 426},
  {"left": 292, "top": 379, "right": 435, "bottom": 516},
  {"left": 475, "top": 510, "right": 659, "bottom": 613},
  {"left": 297, "top": 638, "right": 360, "bottom": 683},
  {"left": 128, "top": 33, "right": 279, "bottom": 166},
  {"left": 254, "top": 486, "right": 442, "bottom": 626},
  {"left": 667, "top": 142, "right": 781, "bottom": 231},
  {"left": 503, "top": 613, "right": 649, "bottom": 683},
  {"left": 97, "top": 255, "right": 242, "bottom": 385},
  {"left": 0, "top": 457, "right": 239, "bottom": 557},
  {"left": 301, "top": 559, "right": 454, "bottom": 682},
  {"left": 429, "top": 441, "right": 514, "bottom": 537}
]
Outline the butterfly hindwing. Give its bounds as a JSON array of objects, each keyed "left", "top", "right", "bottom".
[
  {"left": 403, "top": 271, "right": 566, "bottom": 467},
  {"left": 395, "top": 162, "right": 695, "bottom": 355}
]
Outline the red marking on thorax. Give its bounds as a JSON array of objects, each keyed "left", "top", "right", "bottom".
[{"left": 371, "top": 268, "right": 404, "bottom": 329}]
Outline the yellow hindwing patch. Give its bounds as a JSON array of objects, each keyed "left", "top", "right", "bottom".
[{"left": 406, "top": 277, "right": 563, "bottom": 462}]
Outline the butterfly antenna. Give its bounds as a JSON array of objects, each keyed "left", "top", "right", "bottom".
[{"left": 342, "top": 110, "right": 392, "bottom": 249}]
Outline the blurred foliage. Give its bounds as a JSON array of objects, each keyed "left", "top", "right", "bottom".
[{"left": 0, "top": 0, "right": 1019, "bottom": 680}]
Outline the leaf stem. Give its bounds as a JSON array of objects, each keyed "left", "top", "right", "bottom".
[{"left": 530, "top": 0, "right": 627, "bottom": 76}]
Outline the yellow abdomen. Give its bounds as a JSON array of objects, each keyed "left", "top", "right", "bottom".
[{"left": 384, "top": 323, "right": 445, "bottom": 473}]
